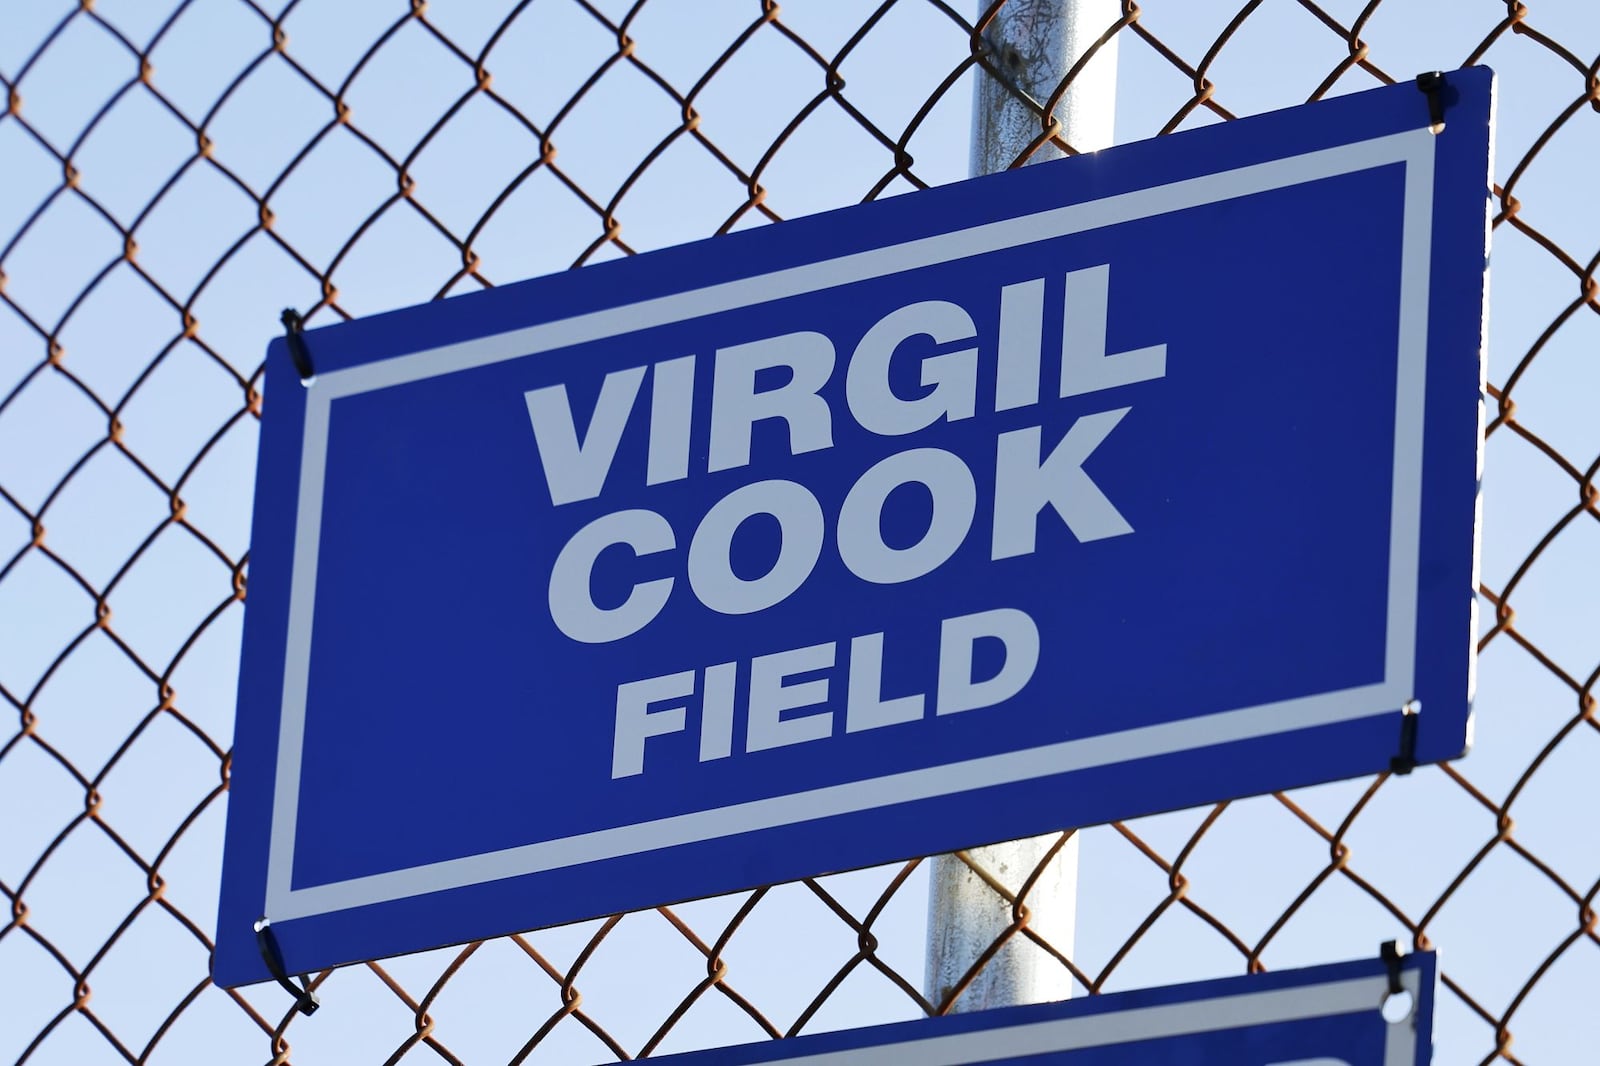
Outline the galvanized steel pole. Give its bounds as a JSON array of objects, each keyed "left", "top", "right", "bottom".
[{"left": 924, "top": 0, "right": 1119, "bottom": 1013}]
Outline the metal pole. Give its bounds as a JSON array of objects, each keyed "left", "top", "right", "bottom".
[{"left": 925, "top": 0, "right": 1119, "bottom": 1014}]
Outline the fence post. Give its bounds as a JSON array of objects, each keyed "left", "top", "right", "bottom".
[{"left": 924, "top": 0, "right": 1119, "bottom": 1014}]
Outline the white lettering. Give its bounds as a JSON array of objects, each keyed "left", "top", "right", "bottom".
[
  {"left": 995, "top": 278, "right": 1046, "bottom": 412},
  {"left": 708, "top": 331, "right": 835, "bottom": 472},
  {"left": 746, "top": 641, "right": 836, "bottom": 752},
  {"left": 647, "top": 355, "right": 695, "bottom": 486},
  {"left": 991, "top": 409, "right": 1135, "bottom": 559},
  {"left": 847, "top": 300, "right": 978, "bottom": 436},
  {"left": 612, "top": 670, "right": 694, "bottom": 777},
  {"left": 688, "top": 479, "right": 824, "bottom": 614},
  {"left": 845, "top": 632, "right": 924, "bottom": 732},
  {"left": 698, "top": 661, "right": 738, "bottom": 762},
  {"left": 532, "top": 266, "right": 1170, "bottom": 644},
  {"left": 936, "top": 607, "right": 1040, "bottom": 715},
  {"left": 524, "top": 366, "right": 644, "bottom": 505},
  {"left": 548, "top": 509, "right": 675, "bottom": 643},
  {"left": 1059, "top": 265, "right": 1166, "bottom": 397},
  {"left": 613, "top": 607, "right": 1042, "bottom": 775},
  {"left": 837, "top": 447, "right": 975, "bottom": 584}
]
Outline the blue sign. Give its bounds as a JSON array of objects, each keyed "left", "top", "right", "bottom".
[
  {"left": 642, "top": 953, "right": 1437, "bottom": 1066},
  {"left": 215, "top": 70, "right": 1492, "bottom": 986}
]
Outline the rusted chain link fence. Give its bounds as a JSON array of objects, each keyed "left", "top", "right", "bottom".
[{"left": 1, "top": 1, "right": 1596, "bottom": 1063}]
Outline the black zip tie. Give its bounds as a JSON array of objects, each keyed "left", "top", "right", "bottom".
[
  {"left": 1416, "top": 70, "right": 1447, "bottom": 133},
  {"left": 254, "top": 918, "right": 320, "bottom": 1016},
  {"left": 1380, "top": 939, "right": 1405, "bottom": 996},
  {"left": 1390, "top": 700, "right": 1420, "bottom": 775},
  {"left": 280, "top": 308, "right": 315, "bottom": 383}
]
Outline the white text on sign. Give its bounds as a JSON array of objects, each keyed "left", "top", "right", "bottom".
[
  {"left": 610, "top": 606, "right": 1039, "bottom": 778},
  {"left": 524, "top": 264, "right": 1167, "bottom": 645}
]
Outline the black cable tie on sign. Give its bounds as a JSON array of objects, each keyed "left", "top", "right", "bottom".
[
  {"left": 1380, "top": 940, "right": 1405, "bottom": 996},
  {"left": 1416, "top": 70, "right": 1448, "bottom": 133},
  {"left": 1391, "top": 701, "right": 1420, "bottom": 775},
  {"left": 254, "top": 918, "right": 320, "bottom": 1016},
  {"left": 280, "top": 308, "right": 315, "bottom": 383}
]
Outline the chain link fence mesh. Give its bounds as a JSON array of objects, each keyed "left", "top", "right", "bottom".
[{"left": 1, "top": 1, "right": 1596, "bottom": 1063}]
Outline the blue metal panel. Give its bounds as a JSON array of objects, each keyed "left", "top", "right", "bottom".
[
  {"left": 636, "top": 952, "right": 1437, "bottom": 1066},
  {"left": 215, "top": 70, "right": 1491, "bottom": 986}
]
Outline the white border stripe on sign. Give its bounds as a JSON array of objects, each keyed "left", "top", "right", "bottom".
[{"left": 264, "top": 127, "right": 1437, "bottom": 923}]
